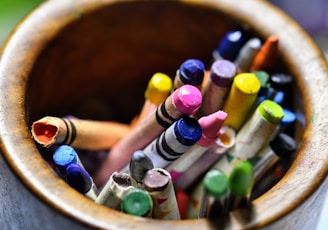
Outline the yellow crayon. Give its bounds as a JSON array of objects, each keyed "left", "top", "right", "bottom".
[{"left": 222, "top": 73, "right": 261, "bottom": 131}]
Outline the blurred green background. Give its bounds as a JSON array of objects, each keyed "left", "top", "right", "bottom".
[{"left": 0, "top": 0, "right": 44, "bottom": 46}]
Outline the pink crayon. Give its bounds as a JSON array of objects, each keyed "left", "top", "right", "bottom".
[
  {"left": 166, "top": 110, "right": 227, "bottom": 182},
  {"left": 93, "top": 85, "right": 202, "bottom": 187}
]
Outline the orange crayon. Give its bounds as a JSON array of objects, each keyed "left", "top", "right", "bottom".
[{"left": 250, "top": 35, "right": 279, "bottom": 72}]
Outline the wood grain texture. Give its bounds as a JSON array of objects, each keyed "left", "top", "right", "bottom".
[{"left": 0, "top": 0, "right": 327, "bottom": 229}]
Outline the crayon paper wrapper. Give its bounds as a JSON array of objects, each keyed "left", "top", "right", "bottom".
[
  {"left": 149, "top": 170, "right": 181, "bottom": 220},
  {"left": 95, "top": 173, "right": 134, "bottom": 211},
  {"left": 228, "top": 110, "right": 277, "bottom": 159}
]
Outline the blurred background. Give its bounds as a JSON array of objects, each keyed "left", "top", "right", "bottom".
[{"left": 1, "top": 0, "right": 327, "bottom": 59}]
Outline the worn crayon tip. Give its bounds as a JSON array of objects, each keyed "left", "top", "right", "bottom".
[
  {"left": 129, "top": 150, "right": 154, "bottom": 183},
  {"left": 53, "top": 145, "right": 78, "bottom": 168},
  {"left": 210, "top": 60, "right": 237, "bottom": 87},
  {"left": 145, "top": 72, "right": 172, "bottom": 105},
  {"left": 213, "top": 30, "right": 244, "bottom": 61},
  {"left": 172, "top": 85, "right": 202, "bottom": 115},
  {"left": 175, "top": 116, "right": 202, "bottom": 146},
  {"left": 66, "top": 163, "right": 92, "bottom": 193},
  {"left": 204, "top": 169, "right": 229, "bottom": 199},
  {"left": 121, "top": 189, "right": 153, "bottom": 217},
  {"left": 179, "top": 59, "right": 205, "bottom": 86},
  {"left": 258, "top": 100, "right": 284, "bottom": 124},
  {"left": 270, "top": 133, "right": 296, "bottom": 159},
  {"left": 229, "top": 161, "right": 254, "bottom": 197}
]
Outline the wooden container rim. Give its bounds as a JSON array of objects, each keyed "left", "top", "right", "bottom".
[{"left": 0, "top": 0, "right": 327, "bottom": 229}]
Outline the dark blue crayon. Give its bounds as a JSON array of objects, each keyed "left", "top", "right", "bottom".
[
  {"left": 212, "top": 30, "right": 244, "bottom": 61},
  {"left": 173, "top": 59, "right": 205, "bottom": 90},
  {"left": 142, "top": 116, "right": 202, "bottom": 169},
  {"left": 66, "top": 163, "right": 98, "bottom": 200}
]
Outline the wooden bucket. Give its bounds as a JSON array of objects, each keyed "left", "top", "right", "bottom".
[{"left": 0, "top": 0, "right": 327, "bottom": 229}]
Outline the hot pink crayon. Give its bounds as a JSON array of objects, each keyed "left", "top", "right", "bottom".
[
  {"left": 166, "top": 110, "right": 227, "bottom": 182},
  {"left": 93, "top": 85, "right": 202, "bottom": 187}
]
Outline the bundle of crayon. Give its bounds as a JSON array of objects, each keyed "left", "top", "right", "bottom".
[{"left": 29, "top": 28, "right": 299, "bottom": 221}]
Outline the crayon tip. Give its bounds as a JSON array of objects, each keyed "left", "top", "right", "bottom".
[
  {"left": 210, "top": 60, "right": 237, "bottom": 87},
  {"left": 258, "top": 100, "right": 284, "bottom": 124},
  {"left": 235, "top": 73, "right": 261, "bottom": 94},
  {"left": 144, "top": 168, "right": 170, "bottom": 192},
  {"left": 270, "top": 133, "right": 296, "bottom": 159},
  {"left": 253, "top": 70, "right": 271, "bottom": 96},
  {"left": 204, "top": 169, "right": 228, "bottom": 199},
  {"left": 251, "top": 35, "right": 279, "bottom": 72},
  {"left": 197, "top": 111, "right": 228, "bottom": 147},
  {"left": 229, "top": 161, "right": 254, "bottom": 197},
  {"left": 53, "top": 145, "right": 78, "bottom": 168},
  {"left": 213, "top": 30, "right": 244, "bottom": 61},
  {"left": 270, "top": 73, "right": 293, "bottom": 92},
  {"left": 175, "top": 116, "right": 202, "bottom": 146},
  {"left": 179, "top": 59, "right": 205, "bottom": 86},
  {"left": 129, "top": 150, "right": 154, "bottom": 183},
  {"left": 121, "top": 189, "right": 153, "bottom": 217},
  {"left": 66, "top": 163, "right": 92, "bottom": 193},
  {"left": 172, "top": 85, "right": 202, "bottom": 115},
  {"left": 145, "top": 72, "right": 173, "bottom": 105}
]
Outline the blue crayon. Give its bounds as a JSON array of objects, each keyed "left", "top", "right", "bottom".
[
  {"left": 142, "top": 116, "right": 202, "bottom": 169},
  {"left": 212, "top": 30, "right": 244, "bottom": 61},
  {"left": 173, "top": 59, "right": 205, "bottom": 90},
  {"left": 53, "top": 145, "right": 82, "bottom": 178},
  {"left": 66, "top": 163, "right": 98, "bottom": 200}
]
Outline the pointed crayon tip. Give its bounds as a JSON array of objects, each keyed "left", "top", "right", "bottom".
[{"left": 251, "top": 35, "right": 279, "bottom": 72}]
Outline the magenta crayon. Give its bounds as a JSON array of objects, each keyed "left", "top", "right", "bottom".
[
  {"left": 222, "top": 73, "right": 261, "bottom": 131},
  {"left": 166, "top": 110, "right": 227, "bottom": 182},
  {"left": 200, "top": 60, "right": 237, "bottom": 116},
  {"left": 93, "top": 85, "right": 202, "bottom": 187}
]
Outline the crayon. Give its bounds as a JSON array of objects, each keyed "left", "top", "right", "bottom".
[
  {"left": 173, "top": 126, "right": 236, "bottom": 190},
  {"left": 222, "top": 73, "right": 261, "bottom": 131},
  {"left": 31, "top": 116, "right": 131, "bottom": 150},
  {"left": 93, "top": 85, "right": 202, "bottom": 187},
  {"left": 199, "top": 169, "right": 228, "bottom": 218},
  {"left": 65, "top": 163, "right": 98, "bottom": 201},
  {"left": 120, "top": 150, "right": 154, "bottom": 187},
  {"left": 52, "top": 145, "right": 85, "bottom": 179},
  {"left": 234, "top": 37, "right": 262, "bottom": 73},
  {"left": 212, "top": 30, "right": 244, "bottom": 61},
  {"left": 200, "top": 60, "right": 237, "bottom": 116},
  {"left": 143, "top": 168, "right": 180, "bottom": 220},
  {"left": 166, "top": 110, "right": 227, "bottom": 182},
  {"left": 251, "top": 133, "right": 296, "bottom": 183},
  {"left": 253, "top": 70, "right": 271, "bottom": 97},
  {"left": 250, "top": 35, "right": 279, "bottom": 72},
  {"left": 95, "top": 172, "right": 135, "bottom": 211},
  {"left": 212, "top": 100, "right": 284, "bottom": 176},
  {"left": 269, "top": 72, "right": 294, "bottom": 107},
  {"left": 141, "top": 115, "right": 202, "bottom": 170},
  {"left": 175, "top": 188, "right": 189, "bottom": 219},
  {"left": 131, "top": 72, "right": 173, "bottom": 127},
  {"left": 121, "top": 189, "right": 153, "bottom": 218},
  {"left": 173, "top": 59, "right": 205, "bottom": 91},
  {"left": 225, "top": 160, "right": 253, "bottom": 212}
]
